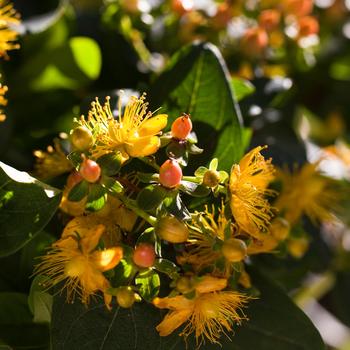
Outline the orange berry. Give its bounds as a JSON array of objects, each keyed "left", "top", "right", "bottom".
[
  {"left": 258, "top": 9, "right": 281, "bottom": 32},
  {"left": 284, "top": 0, "right": 313, "bottom": 17},
  {"left": 66, "top": 171, "right": 83, "bottom": 188},
  {"left": 171, "top": 114, "right": 192, "bottom": 140},
  {"left": 298, "top": 16, "right": 319, "bottom": 37},
  {"left": 171, "top": 0, "right": 193, "bottom": 16},
  {"left": 159, "top": 159, "right": 182, "bottom": 188},
  {"left": 133, "top": 244, "right": 156, "bottom": 268},
  {"left": 79, "top": 158, "right": 101, "bottom": 183},
  {"left": 241, "top": 27, "right": 269, "bottom": 57}
]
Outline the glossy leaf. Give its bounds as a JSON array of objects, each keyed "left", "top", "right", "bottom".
[
  {"left": 0, "top": 162, "right": 61, "bottom": 257},
  {"left": 150, "top": 43, "right": 243, "bottom": 171}
]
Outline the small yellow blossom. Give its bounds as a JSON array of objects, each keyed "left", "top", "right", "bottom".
[
  {"left": 275, "top": 162, "right": 341, "bottom": 224},
  {"left": 35, "top": 224, "right": 123, "bottom": 308},
  {"left": 180, "top": 204, "right": 230, "bottom": 272},
  {"left": 34, "top": 139, "right": 73, "bottom": 179},
  {"left": 78, "top": 93, "right": 167, "bottom": 162},
  {"left": 0, "top": 0, "right": 20, "bottom": 58},
  {"left": 62, "top": 196, "right": 137, "bottom": 243},
  {"left": 229, "top": 146, "right": 276, "bottom": 238},
  {"left": 153, "top": 276, "right": 248, "bottom": 345},
  {"left": 0, "top": 83, "right": 7, "bottom": 121}
]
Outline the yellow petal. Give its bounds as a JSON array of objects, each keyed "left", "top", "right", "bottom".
[
  {"left": 195, "top": 276, "right": 227, "bottom": 294},
  {"left": 139, "top": 114, "right": 168, "bottom": 137},
  {"left": 153, "top": 295, "right": 194, "bottom": 310},
  {"left": 80, "top": 224, "right": 105, "bottom": 253},
  {"left": 91, "top": 246, "right": 123, "bottom": 272},
  {"left": 156, "top": 309, "right": 192, "bottom": 337},
  {"left": 125, "top": 135, "right": 160, "bottom": 157}
]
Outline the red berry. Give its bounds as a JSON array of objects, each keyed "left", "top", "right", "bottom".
[
  {"left": 159, "top": 159, "right": 182, "bottom": 188},
  {"left": 66, "top": 171, "right": 83, "bottom": 188},
  {"left": 171, "top": 114, "right": 192, "bottom": 140},
  {"left": 79, "top": 158, "right": 101, "bottom": 183},
  {"left": 133, "top": 244, "right": 156, "bottom": 268}
]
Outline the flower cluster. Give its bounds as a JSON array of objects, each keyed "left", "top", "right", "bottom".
[{"left": 34, "top": 93, "right": 343, "bottom": 346}]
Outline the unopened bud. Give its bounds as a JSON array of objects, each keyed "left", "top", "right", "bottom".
[
  {"left": 71, "top": 126, "right": 93, "bottom": 151},
  {"left": 79, "top": 158, "right": 101, "bottom": 183},
  {"left": 159, "top": 159, "right": 182, "bottom": 188},
  {"left": 202, "top": 170, "right": 220, "bottom": 188},
  {"left": 116, "top": 287, "right": 136, "bottom": 308},
  {"left": 156, "top": 216, "right": 189, "bottom": 243},
  {"left": 221, "top": 238, "right": 247, "bottom": 262}
]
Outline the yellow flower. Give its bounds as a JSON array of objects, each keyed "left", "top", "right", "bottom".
[
  {"left": 180, "top": 204, "right": 229, "bottom": 272},
  {"left": 229, "top": 146, "right": 276, "bottom": 238},
  {"left": 61, "top": 196, "right": 137, "bottom": 243},
  {"left": 78, "top": 93, "right": 167, "bottom": 162},
  {"left": 0, "top": 0, "right": 20, "bottom": 58},
  {"left": 275, "top": 162, "right": 341, "bottom": 224},
  {"left": 0, "top": 83, "right": 7, "bottom": 121},
  {"left": 153, "top": 276, "right": 248, "bottom": 345},
  {"left": 35, "top": 224, "right": 123, "bottom": 308},
  {"left": 34, "top": 139, "right": 73, "bottom": 179}
]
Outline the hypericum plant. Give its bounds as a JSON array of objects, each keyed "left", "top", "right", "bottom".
[{"left": 31, "top": 91, "right": 344, "bottom": 347}]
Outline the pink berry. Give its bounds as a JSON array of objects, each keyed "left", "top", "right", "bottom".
[
  {"left": 79, "top": 158, "right": 101, "bottom": 183},
  {"left": 133, "top": 244, "right": 156, "bottom": 268},
  {"left": 159, "top": 159, "right": 182, "bottom": 188},
  {"left": 171, "top": 114, "right": 192, "bottom": 140}
]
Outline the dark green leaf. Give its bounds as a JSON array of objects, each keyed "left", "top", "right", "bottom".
[
  {"left": 0, "top": 162, "right": 61, "bottom": 257},
  {"left": 137, "top": 185, "right": 167, "bottom": 211},
  {"left": 180, "top": 181, "right": 211, "bottom": 197},
  {"left": 97, "top": 152, "right": 122, "bottom": 176},
  {"left": 51, "top": 268, "right": 324, "bottom": 350},
  {"left": 150, "top": 42, "right": 243, "bottom": 171},
  {"left": 135, "top": 269, "right": 160, "bottom": 302},
  {"left": 67, "top": 179, "right": 88, "bottom": 201},
  {"left": 154, "top": 258, "right": 179, "bottom": 279}
]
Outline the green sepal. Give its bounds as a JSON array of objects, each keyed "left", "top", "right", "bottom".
[{"left": 67, "top": 180, "right": 88, "bottom": 201}]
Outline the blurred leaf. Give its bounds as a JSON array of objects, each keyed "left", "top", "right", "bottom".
[
  {"left": 231, "top": 77, "right": 256, "bottom": 102},
  {"left": 51, "top": 268, "right": 324, "bottom": 349},
  {"left": 150, "top": 43, "right": 243, "bottom": 171},
  {"left": 329, "top": 55, "right": 350, "bottom": 81},
  {"left": 0, "top": 162, "right": 61, "bottom": 257},
  {"left": 28, "top": 275, "right": 53, "bottom": 324}
]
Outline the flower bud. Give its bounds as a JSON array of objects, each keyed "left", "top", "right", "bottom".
[
  {"left": 156, "top": 216, "right": 189, "bottom": 243},
  {"left": 288, "top": 237, "right": 309, "bottom": 258},
  {"left": 270, "top": 217, "right": 290, "bottom": 241},
  {"left": 133, "top": 243, "right": 156, "bottom": 268},
  {"left": 116, "top": 286, "right": 135, "bottom": 308},
  {"left": 79, "top": 158, "right": 101, "bottom": 183},
  {"left": 171, "top": 114, "right": 192, "bottom": 140},
  {"left": 71, "top": 126, "right": 93, "bottom": 151},
  {"left": 221, "top": 238, "right": 247, "bottom": 262},
  {"left": 159, "top": 159, "right": 182, "bottom": 188},
  {"left": 202, "top": 170, "right": 220, "bottom": 188}
]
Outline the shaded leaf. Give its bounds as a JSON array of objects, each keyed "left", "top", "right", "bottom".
[{"left": 0, "top": 162, "right": 61, "bottom": 257}]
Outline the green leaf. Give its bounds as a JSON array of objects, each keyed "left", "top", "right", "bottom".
[
  {"left": 137, "top": 185, "right": 167, "bottom": 211},
  {"left": 0, "top": 162, "right": 61, "bottom": 257},
  {"left": 179, "top": 181, "right": 211, "bottom": 197},
  {"left": 154, "top": 258, "right": 179, "bottom": 279},
  {"left": 97, "top": 152, "right": 122, "bottom": 176},
  {"left": 231, "top": 77, "right": 256, "bottom": 102},
  {"left": 135, "top": 269, "right": 160, "bottom": 302},
  {"left": 28, "top": 276, "right": 53, "bottom": 324},
  {"left": 51, "top": 268, "right": 324, "bottom": 349},
  {"left": 150, "top": 42, "right": 243, "bottom": 171},
  {"left": 67, "top": 179, "right": 88, "bottom": 201},
  {"left": 0, "top": 292, "right": 49, "bottom": 349}
]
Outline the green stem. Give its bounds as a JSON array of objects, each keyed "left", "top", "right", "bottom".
[
  {"left": 139, "top": 157, "right": 160, "bottom": 171},
  {"left": 182, "top": 176, "right": 201, "bottom": 183},
  {"left": 117, "top": 193, "right": 157, "bottom": 226}
]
